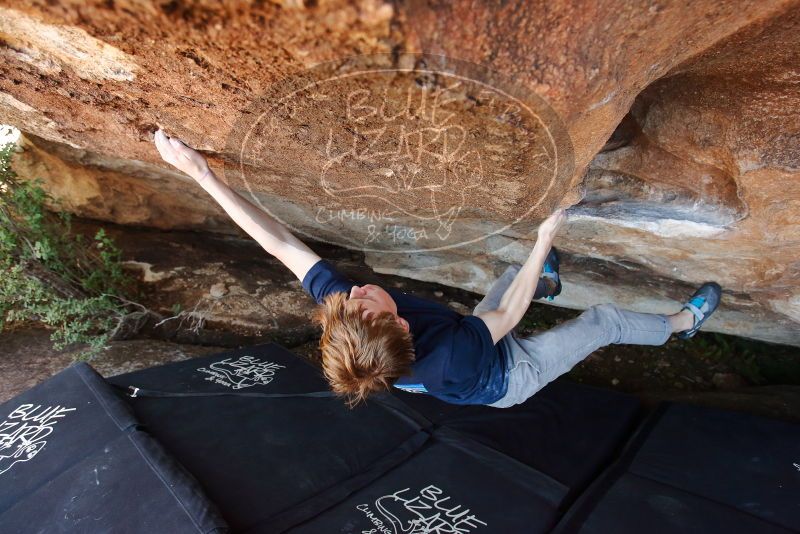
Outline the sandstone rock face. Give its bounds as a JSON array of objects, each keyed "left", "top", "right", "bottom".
[{"left": 1, "top": 0, "right": 799, "bottom": 346}]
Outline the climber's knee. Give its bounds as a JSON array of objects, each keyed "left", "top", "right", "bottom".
[{"left": 584, "top": 303, "right": 624, "bottom": 344}]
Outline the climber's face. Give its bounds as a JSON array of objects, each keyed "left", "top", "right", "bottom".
[{"left": 348, "top": 284, "right": 410, "bottom": 332}]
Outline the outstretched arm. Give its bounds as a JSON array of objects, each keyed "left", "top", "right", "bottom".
[
  {"left": 475, "top": 209, "right": 567, "bottom": 343},
  {"left": 153, "top": 129, "right": 321, "bottom": 281}
]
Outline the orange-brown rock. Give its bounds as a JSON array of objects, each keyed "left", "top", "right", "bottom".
[{"left": 1, "top": 0, "right": 798, "bottom": 345}]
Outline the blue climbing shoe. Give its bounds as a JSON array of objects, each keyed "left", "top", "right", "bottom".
[
  {"left": 540, "top": 247, "right": 562, "bottom": 301},
  {"left": 677, "top": 282, "right": 722, "bottom": 339}
]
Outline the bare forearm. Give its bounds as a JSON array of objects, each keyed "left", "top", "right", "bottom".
[
  {"left": 152, "top": 129, "right": 322, "bottom": 279},
  {"left": 495, "top": 240, "right": 551, "bottom": 327},
  {"left": 474, "top": 208, "right": 566, "bottom": 343},
  {"left": 198, "top": 171, "right": 311, "bottom": 255}
]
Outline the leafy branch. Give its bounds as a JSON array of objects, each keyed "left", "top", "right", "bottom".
[{"left": 0, "top": 142, "right": 158, "bottom": 358}]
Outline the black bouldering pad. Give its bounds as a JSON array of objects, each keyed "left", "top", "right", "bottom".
[
  {"left": 108, "top": 342, "right": 641, "bottom": 533},
  {"left": 0, "top": 363, "right": 227, "bottom": 533},
  {"left": 287, "top": 428, "right": 567, "bottom": 534},
  {"left": 0, "top": 341, "right": 649, "bottom": 533},
  {"left": 108, "top": 343, "right": 429, "bottom": 533},
  {"left": 554, "top": 403, "right": 800, "bottom": 533}
]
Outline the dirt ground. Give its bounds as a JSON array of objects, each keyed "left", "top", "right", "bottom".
[{"left": 2, "top": 220, "right": 798, "bottom": 420}]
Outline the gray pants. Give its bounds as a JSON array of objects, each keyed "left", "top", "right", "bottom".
[{"left": 474, "top": 265, "right": 672, "bottom": 408}]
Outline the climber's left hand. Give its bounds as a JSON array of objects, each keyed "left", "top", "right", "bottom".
[{"left": 154, "top": 128, "right": 211, "bottom": 183}]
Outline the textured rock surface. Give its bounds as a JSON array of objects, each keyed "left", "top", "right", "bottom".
[{"left": 1, "top": 0, "right": 799, "bottom": 345}]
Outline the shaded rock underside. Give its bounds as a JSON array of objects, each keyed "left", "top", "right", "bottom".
[{"left": 0, "top": 0, "right": 798, "bottom": 345}]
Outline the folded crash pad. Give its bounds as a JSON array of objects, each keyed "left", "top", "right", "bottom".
[
  {"left": 7, "top": 342, "right": 799, "bottom": 533},
  {"left": 0, "top": 363, "right": 227, "bottom": 533},
  {"left": 554, "top": 403, "right": 800, "bottom": 533},
  {"left": 109, "top": 342, "right": 641, "bottom": 533},
  {"left": 108, "top": 343, "right": 428, "bottom": 533},
  {"left": 395, "top": 379, "right": 642, "bottom": 494},
  {"left": 287, "top": 427, "right": 568, "bottom": 533}
]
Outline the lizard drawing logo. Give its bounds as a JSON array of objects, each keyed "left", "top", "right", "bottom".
[
  {"left": 197, "top": 356, "right": 285, "bottom": 390},
  {"left": 0, "top": 404, "right": 75, "bottom": 476},
  {"left": 228, "top": 54, "right": 573, "bottom": 257},
  {"left": 357, "top": 485, "right": 487, "bottom": 534}
]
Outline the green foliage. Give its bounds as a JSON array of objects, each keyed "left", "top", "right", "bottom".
[{"left": 0, "top": 142, "right": 137, "bottom": 358}]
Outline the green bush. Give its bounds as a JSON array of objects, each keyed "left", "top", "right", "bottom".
[{"left": 0, "top": 141, "right": 141, "bottom": 357}]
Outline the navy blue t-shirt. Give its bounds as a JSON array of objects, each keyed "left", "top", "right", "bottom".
[{"left": 301, "top": 259, "right": 509, "bottom": 405}]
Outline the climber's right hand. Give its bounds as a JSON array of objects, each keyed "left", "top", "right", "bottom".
[
  {"left": 154, "top": 128, "right": 211, "bottom": 184},
  {"left": 537, "top": 208, "right": 567, "bottom": 245}
]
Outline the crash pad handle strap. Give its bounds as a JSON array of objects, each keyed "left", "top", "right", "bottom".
[{"left": 113, "top": 384, "right": 335, "bottom": 399}]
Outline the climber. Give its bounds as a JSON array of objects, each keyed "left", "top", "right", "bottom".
[{"left": 154, "top": 129, "right": 722, "bottom": 408}]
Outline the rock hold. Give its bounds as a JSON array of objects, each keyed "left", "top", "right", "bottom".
[{"left": 209, "top": 283, "right": 228, "bottom": 299}]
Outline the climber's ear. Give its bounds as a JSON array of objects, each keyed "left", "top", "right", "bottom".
[{"left": 396, "top": 316, "right": 410, "bottom": 332}]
